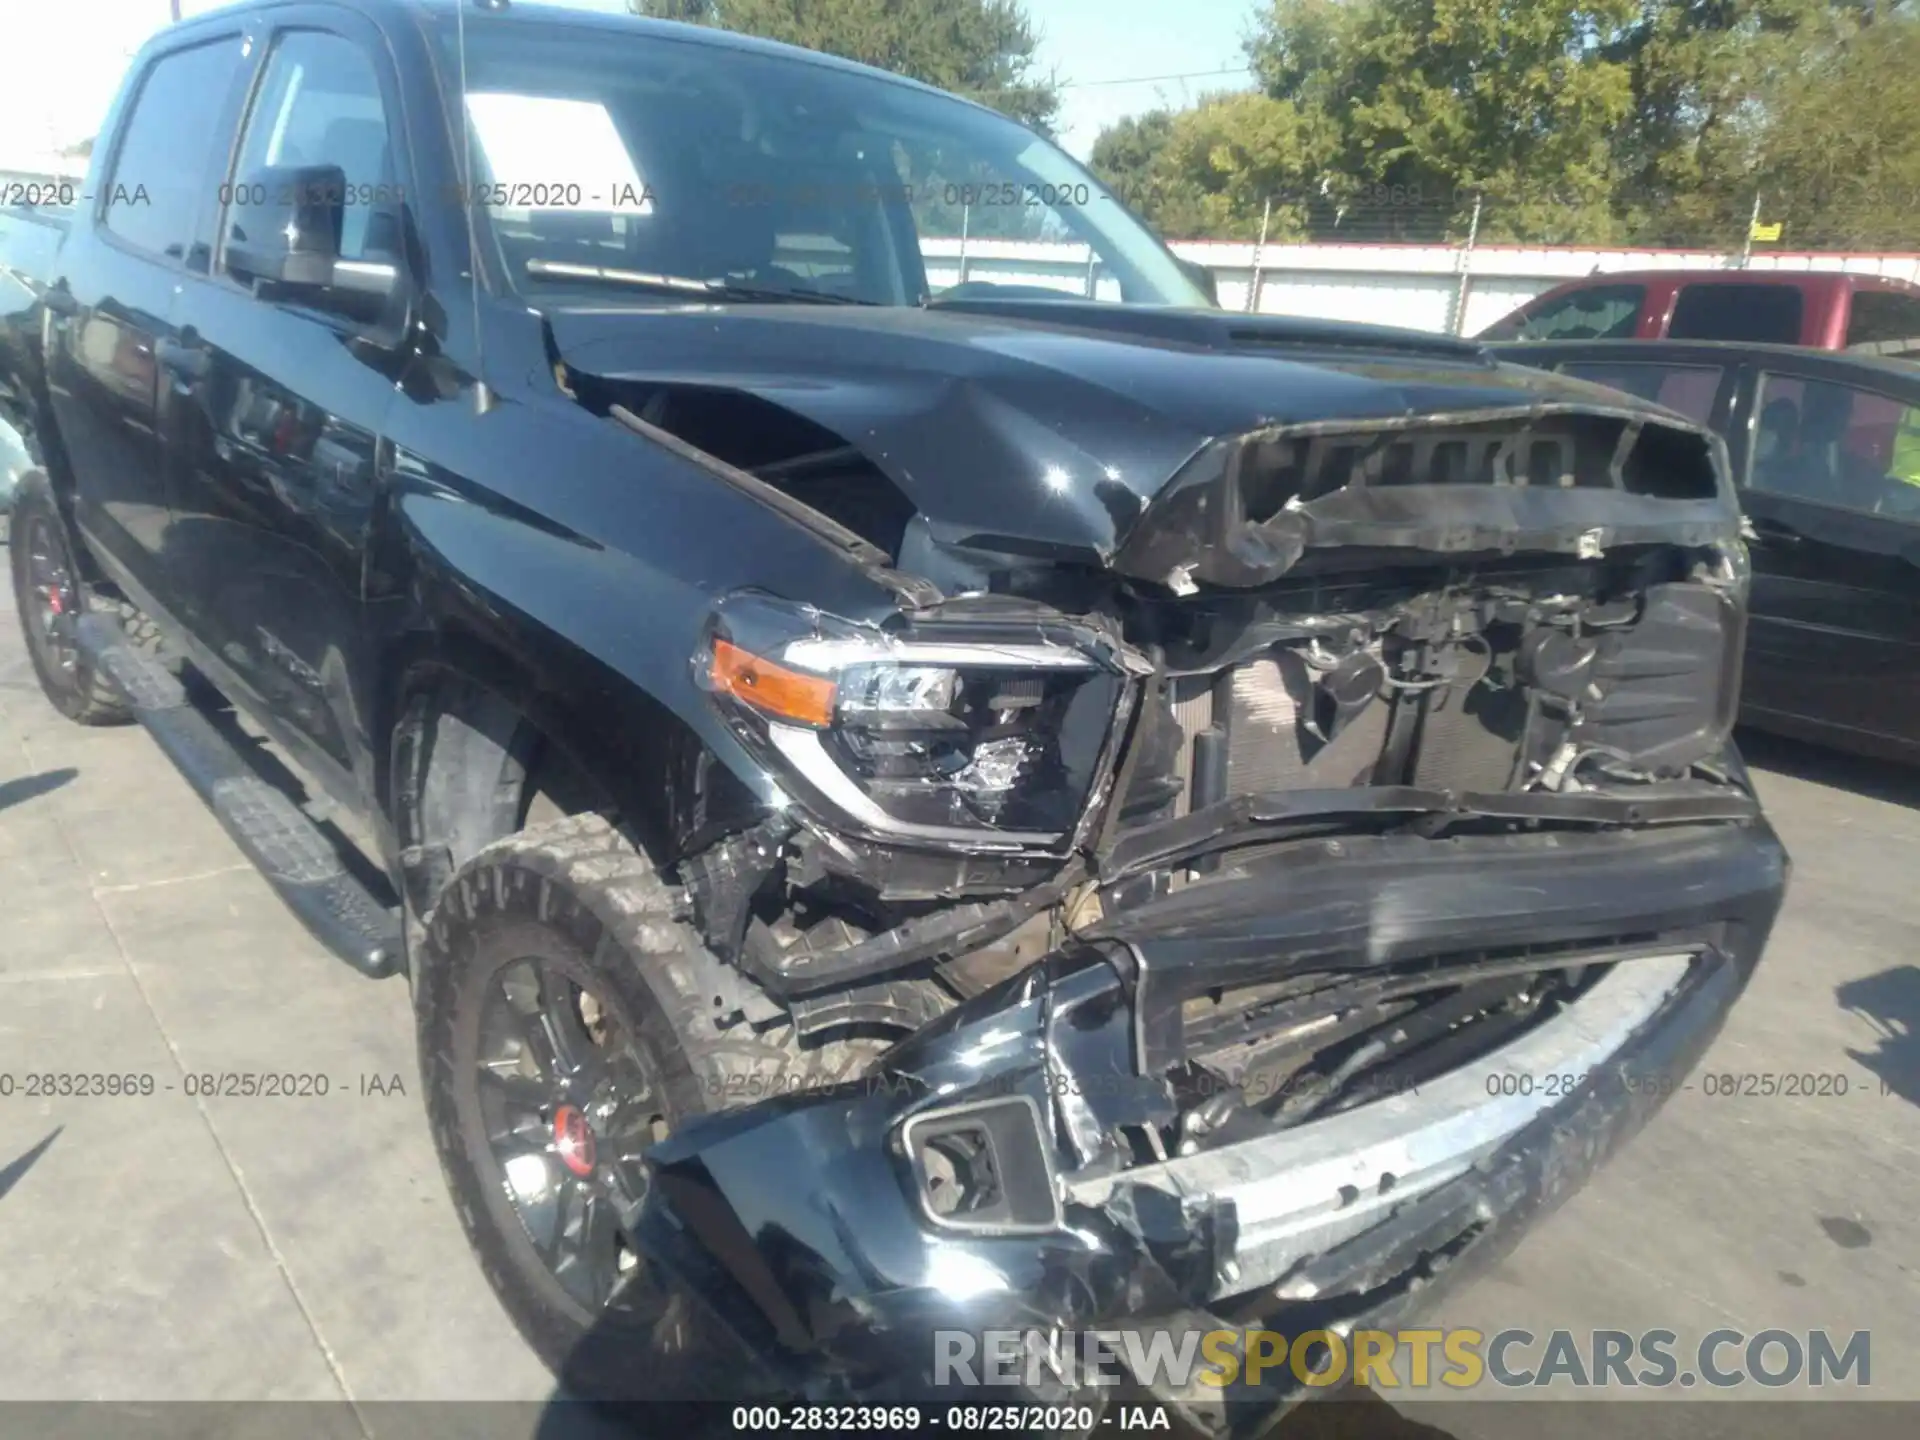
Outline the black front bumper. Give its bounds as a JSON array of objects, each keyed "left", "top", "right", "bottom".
[{"left": 619, "top": 819, "right": 1786, "bottom": 1425}]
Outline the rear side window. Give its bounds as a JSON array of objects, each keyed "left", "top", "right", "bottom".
[
  {"left": 1480, "top": 283, "right": 1644, "bottom": 341},
  {"left": 1668, "top": 284, "right": 1804, "bottom": 343},
  {"left": 101, "top": 39, "right": 241, "bottom": 260},
  {"left": 1845, "top": 289, "right": 1920, "bottom": 357},
  {"left": 1559, "top": 362, "right": 1725, "bottom": 427}
]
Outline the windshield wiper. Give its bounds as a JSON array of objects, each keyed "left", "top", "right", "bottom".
[{"left": 525, "top": 259, "right": 875, "bottom": 305}]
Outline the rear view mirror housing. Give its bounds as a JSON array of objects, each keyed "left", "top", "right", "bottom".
[{"left": 224, "top": 163, "right": 401, "bottom": 320}]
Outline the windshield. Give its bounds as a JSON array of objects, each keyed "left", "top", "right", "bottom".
[{"left": 431, "top": 14, "right": 1207, "bottom": 309}]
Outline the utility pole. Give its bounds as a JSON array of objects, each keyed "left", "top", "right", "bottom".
[
  {"left": 1451, "top": 191, "right": 1483, "bottom": 335},
  {"left": 1245, "top": 196, "right": 1272, "bottom": 314},
  {"left": 170, "top": 0, "right": 182, "bottom": 21},
  {"left": 1740, "top": 190, "right": 1761, "bottom": 269}
]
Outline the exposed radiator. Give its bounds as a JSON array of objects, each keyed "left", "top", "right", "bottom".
[
  {"left": 1168, "top": 651, "right": 1324, "bottom": 812},
  {"left": 1168, "top": 643, "right": 1525, "bottom": 805},
  {"left": 1412, "top": 642, "right": 1529, "bottom": 793},
  {"left": 1225, "top": 653, "right": 1314, "bottom": 793}
]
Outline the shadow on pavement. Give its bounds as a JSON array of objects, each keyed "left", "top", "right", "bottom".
[
  {"left": 0, "top": 766, "right": 76, "bottom": 812},
  {"left": 1836, "top": 964, "right": 1920, "bottom": 1108},
  {"left": 0, "top": 1127, "right": 62, "bottom": 1204},
  {"left": 1736, "top": 728, "right": 1920, "bottom": 811}
]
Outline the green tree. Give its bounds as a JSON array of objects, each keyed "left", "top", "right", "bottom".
[
  {"left": 1755, "top": 10, "right": 1920, "bottom": 246},
  {"left": 1605, "top": 2, "right": 1920, "bottom": 247},
  {"left": 1247, "top": 0, "right": 1642, "bottom": 242},
  {"left": 1088, "top": 108, "right": 1278, "bottom": 239},
  {"left": 631, "top": 0, "right": 1060, "bottom": 131},
  {"left": 1604, "top": 0, "right": 1837, "bottom": 243},
  {"left": 1089, "top": 110, "right": 1178, "bottom": 218},
  {"left": 1092, "top": 0, "right": 1643, "bottom": 243},
  {"left": 1143, "top": 92, "right": 1330, "bottom": 240},
  {"left": 1092, "top": 1, "right": 1920, "bottom": 248}
]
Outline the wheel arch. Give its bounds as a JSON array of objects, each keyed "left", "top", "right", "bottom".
[
  {"left": 8, "top": 430, "right": 107, "bottom": 588},
  {"left": 377, "top": 621, "right": 769, "bottom": 941}
]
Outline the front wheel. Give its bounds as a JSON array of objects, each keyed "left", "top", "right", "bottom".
[{"left": 414, "top": 813, "right": 926, "bottom": 1400}]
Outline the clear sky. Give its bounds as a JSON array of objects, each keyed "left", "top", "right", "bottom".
[
  {"left": 0, "top": 0, "right": 1256, "bottom": 163},
  {"left": 1011, "top": 0, "right": 1259, "bottom": 156}
]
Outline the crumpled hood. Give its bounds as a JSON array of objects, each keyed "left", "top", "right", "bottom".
[{"left": 547, "top": 298, "right": 1663, "bottom": 563}]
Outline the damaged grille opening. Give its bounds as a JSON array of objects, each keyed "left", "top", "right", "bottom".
[
  {"left": 1101, "top": 544, "right": 1739, "bottom": 1147},
  {"left": 1165, "top": 938, "right": 1706, "bottom": 1154},
  {"left": 1112, "top": 407, "right": 1735, "bottom": 593},
  {"left": 1113, "top": 546, "right": 1741, "bottom": 840},
  {"left": 1236, "top": 412, "right": 1720, "bottom": 522}
]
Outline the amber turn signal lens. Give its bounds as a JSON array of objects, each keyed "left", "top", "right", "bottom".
[{"left": 710, "top": 638, "right": 837, "bottom": 727}]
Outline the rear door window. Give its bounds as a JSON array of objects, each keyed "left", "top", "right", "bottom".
[
  {"left": 101, "top": 38, "right": 243, "bottom": 261},
  {"left": 1748, "top": 372, "right": 1920, "bottom": 521},
  {"left": 1481, "top": 283, "right": 1644, "bottom": 341},
  {"left": 1844, "top": 289, "right": 1920, "bottom": 357},
  {"left": 1668, "top": 284, "right": 1804, "bottom": 343},
  {"left": 1558, "top": 362, "right": 1726, "bottom": 427}
]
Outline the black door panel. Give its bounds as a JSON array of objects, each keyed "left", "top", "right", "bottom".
[
  {"left": 165, "top": 22, "right": 409, "bottom": 798},
  {"left": 1738, "top": 369, "right": 1920, "bottom": 753},
  {"left": 49, "top": 34, "right": 245, "bottom": 611},
  {"left": 165, "top": 285, "right": 390, "bottom": 780},
  {"left": 50, "top": 259, "right": 172, "bottom": 579}
]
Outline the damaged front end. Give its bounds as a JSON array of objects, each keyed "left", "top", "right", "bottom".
[{"left": 625, "top": 396, "right": 1786, "bottom": 1430}]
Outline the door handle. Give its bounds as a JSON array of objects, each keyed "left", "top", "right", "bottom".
[
  {"left": 1747, "top": 516, "right": 1803, "bottom": 544},
  {"left": 155, "top": 338, "right": 209, "bottom": 383}
]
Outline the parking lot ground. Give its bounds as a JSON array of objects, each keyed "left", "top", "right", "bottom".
[{"left": 1, "top": 544, "right": 1915, "bottom": 1435}]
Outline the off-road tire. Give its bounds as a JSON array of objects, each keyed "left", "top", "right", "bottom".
[
  {"left": 415, "top": 812, "right": 942, "bottom": 1401},
  {"left": 90, "top": 590, "right": 163, "bottom": 656},
  {"left": 9, "top": 471, "right": 133, "bottom": 725}
]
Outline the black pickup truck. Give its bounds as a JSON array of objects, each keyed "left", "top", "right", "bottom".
[{"left": 1, "top": 0, "right": 1785, "bottom": 1426}]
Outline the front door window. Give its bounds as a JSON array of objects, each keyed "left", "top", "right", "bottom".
[{"left": 1748, "top": 373, "right": 1920, "bottom": 522}]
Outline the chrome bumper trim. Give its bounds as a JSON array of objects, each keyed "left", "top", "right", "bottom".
[{"left": 1063, "top": 951, "right": 1696, "bottom": 1298}]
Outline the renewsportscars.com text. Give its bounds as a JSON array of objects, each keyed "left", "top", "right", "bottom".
[{"left": 934, "top": 1326, "right": 1871, "bottom": 1391}]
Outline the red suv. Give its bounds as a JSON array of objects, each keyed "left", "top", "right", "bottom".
[{"left": 1479, "top": 269, "right": 1920, "bottom": 354}]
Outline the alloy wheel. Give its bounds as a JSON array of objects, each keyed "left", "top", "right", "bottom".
[
  {"left": 23, "top": 513, "right": 81, "bottom": 677},
  {"left": 474, "top": 956, "right": 670, "bottom": 1313}
]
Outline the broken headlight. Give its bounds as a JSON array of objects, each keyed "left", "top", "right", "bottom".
[{"left": 700, "top": 592, "right": 1131, "bottom": 847}]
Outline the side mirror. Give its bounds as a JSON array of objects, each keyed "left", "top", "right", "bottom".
[
  {"left": 1175, "top": 254, "right": 1219, "bottom": 308},
  {"left": 224, "top": 164, "right": 400, "bottom": 318}
]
